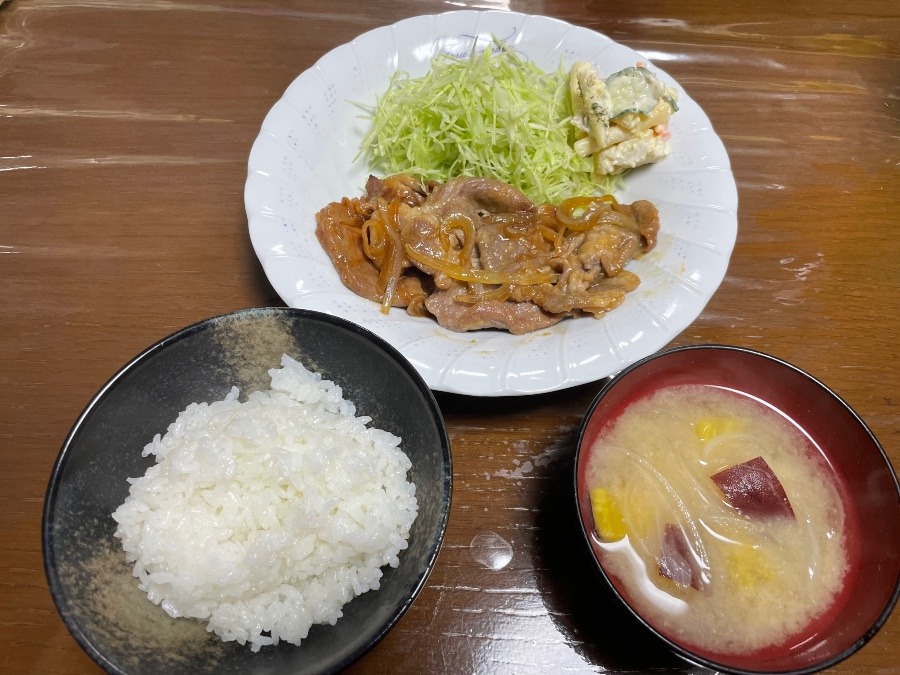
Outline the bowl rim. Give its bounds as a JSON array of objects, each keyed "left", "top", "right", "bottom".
[
  {"left": 41, "top": 306, "right": 453, "bottom": 675},
  {"left": 573, "top": 342, "right": 900, "bottom": 675}
]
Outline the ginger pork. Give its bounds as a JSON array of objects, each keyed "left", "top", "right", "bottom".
[{"left": 315, "top": 174, "right": 659, "bottom": 334}]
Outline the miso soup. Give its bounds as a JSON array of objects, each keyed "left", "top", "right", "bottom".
[{"left": 584, "top": 384, "right": 851, "bottom": 656}]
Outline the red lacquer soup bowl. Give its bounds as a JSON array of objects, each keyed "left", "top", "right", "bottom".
[{"left": 574, "top": 344, "right": 899, "bottom": 674}]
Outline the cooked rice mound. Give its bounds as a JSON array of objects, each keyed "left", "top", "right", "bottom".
[{"left": 112, "top": 355, "right": 418, "bottom": 651}]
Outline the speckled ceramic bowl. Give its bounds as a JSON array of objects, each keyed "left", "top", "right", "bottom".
[
  {"left": 43, "top": 307, "right": 452, "bottom": 675},
  {"left": 574, "top": 344, "right": 899, "bottom": 675}
]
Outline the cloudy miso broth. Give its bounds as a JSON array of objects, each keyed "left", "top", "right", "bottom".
[{"left": 585, "top": 384, "right": 850, "bottom": 656}]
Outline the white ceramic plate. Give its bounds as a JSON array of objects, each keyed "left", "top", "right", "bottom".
[{"left": 245, "top": 10, "right": 738, "bottom": 397}]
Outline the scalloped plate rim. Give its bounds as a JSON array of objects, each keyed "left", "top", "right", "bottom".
[{"left": 245, "top": 9, "right": 738, "bottom": 397}]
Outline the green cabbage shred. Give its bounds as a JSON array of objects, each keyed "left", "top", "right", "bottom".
[{"left": 357, "top": 40, "right": 615, "bottom": 203}]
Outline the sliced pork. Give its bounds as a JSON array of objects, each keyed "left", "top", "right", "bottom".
[{"left": 314, "top": 174, "right": 660, "bottom": 334}]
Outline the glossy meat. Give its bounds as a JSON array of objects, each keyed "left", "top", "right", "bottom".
[
  {"left": 315, "top": 174, "right": 659, "bottom": 333},
  {"left": 314, "top": 198, "right": 430, "bottom": 311}
]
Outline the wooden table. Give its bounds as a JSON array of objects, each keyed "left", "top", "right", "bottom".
[{"left": 2, "top": 0, "right": 897, "bottom": 672}]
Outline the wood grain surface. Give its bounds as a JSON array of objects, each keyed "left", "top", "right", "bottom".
[{"left": 1, "top": 0, "right": 897, "bottom": 673}]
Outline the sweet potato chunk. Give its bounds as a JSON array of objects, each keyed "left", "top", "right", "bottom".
[
  {"left": 711, "top": 456, "right": 794, "bottom": 520},
  {"left": 658, "top": 523, "right": 703, "bottom": 590}
]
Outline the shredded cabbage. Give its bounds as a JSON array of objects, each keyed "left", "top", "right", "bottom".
[{"left": 357, "top": 41, "right": 618, "bottom": 203}]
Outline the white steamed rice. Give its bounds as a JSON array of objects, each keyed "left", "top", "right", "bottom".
[{"left": 112, "top": 354, "right": 418, "bottom": 651}]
